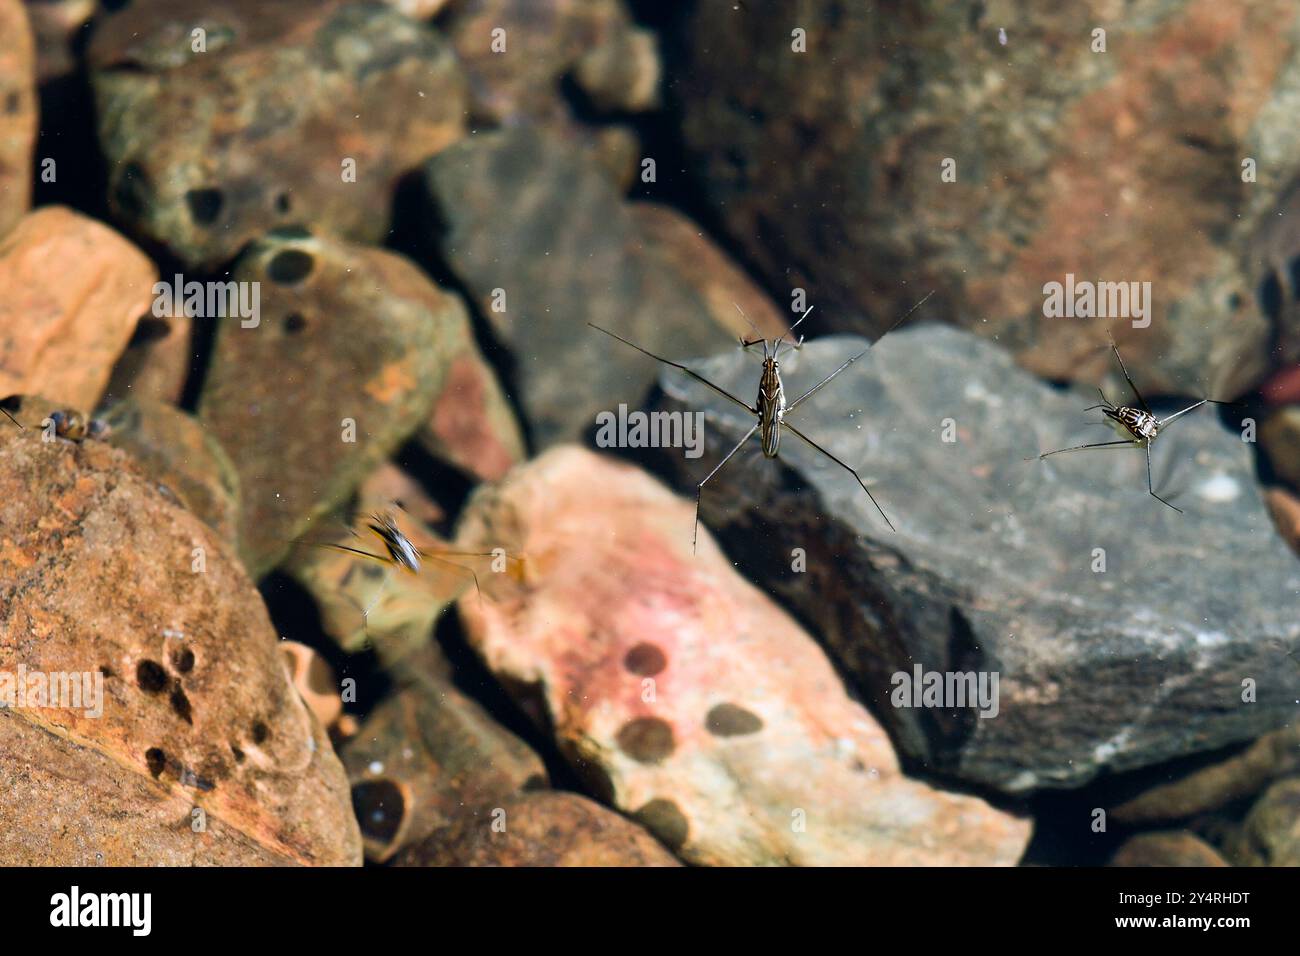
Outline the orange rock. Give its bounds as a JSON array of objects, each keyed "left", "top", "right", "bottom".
[
  {"left": 1266, "top": 487, "right": 1300, "bottom": 556},
  {"left": 0, "top": 427, "right": 361, "bottom": 864},
  {"left": 0, "top": 207, "right": 156, "bottom": 408},
  {"left": 456, "top": 446, "right": 1031, "bottom": 866},
  {"left": 395, "top": 791, "right": 680, "bottom": 867},
  {"left": 0, "top": 0, "right": 36, "bottom": 238},
  {"left": 279, "top": 641, "right": 343, "bottom": 732}
]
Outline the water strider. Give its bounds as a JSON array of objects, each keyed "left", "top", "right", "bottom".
[
  {"left": 1029, "top": 339, "right": 1235, "bottom": 513},
  {"left": 590, "top": 292, "right": 934, "bottom": 551}
]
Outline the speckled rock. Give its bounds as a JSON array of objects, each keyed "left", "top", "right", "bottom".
[
  {"left": 653, "top": 323, "right": 1300, "bottom": 793},
  {"left": 455, "top": 446, "right": 1030, "bottom": 866},
  {"left": 0, "top": 0, "right": 35, "bottom": 238},
  {"left": 0, "top": 426, "right": 361, "bottom": 865},
  {"left": 98, "top": 397, "right": 241, "bottom": 548},
  {"left": 0, "top": 207, "right": 156, "bottom": 408},
  {"left": 343, "top": 666, "right": 547, "bottom": 863},
  {"left": 395, "top": 791, "right": 680, "bottom": 867},
  {"left": 1226, "top": 778, "right": 1300, "bottom": 865},
  {"left": 1110, "top": 832, "right": 1229, "bottom": 867},
  {"left": 424, "top": 126, "right": 770, "bottom": 448},
  {"left": 197, "top": 232, "right": 453, "bottom": 577},
  {"left": 672, "top": 0, "right": 1297, "bottom": 398},
  {"left": 442, "top": 0, "right": 658, "bottom": 124},
  {"left": 89, "top": 0, "right": 467, "bottom": 269}
]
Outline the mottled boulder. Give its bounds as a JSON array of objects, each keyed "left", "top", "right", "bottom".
[
  {"left": 198, "top": 232, "right": 453, "bottom": 577},
  {"left": 1226, "top": 778, "right": 1300, "bottom": 865},
  {"left": 1110, "top": 832, "right": 1229, "bottom": 867},
  {"left": 97, "top": 397, "right": 240, "bottom": 547},
  {"left": 0, "top": 207, "right": 156, "bottom": 408},
  {"left": 653, "top": 323, "right": 1300, "bottom": 793},
  {"left": 343, "top": 667, "right": 547, "bottom": 863},
  {"left": 0, "top": 427, "right": 361, "bottom": 865},
  {"left": 455, "top": 446, "right": 1030, "bottom": 866},
  {"left": 671, "top": 0, "right": 1299, "bottom": 398},
  {"left": 424, "top": 126, "right": 777, "bottom": 447},
  {"left": 0, "top": 0, "right": 35, "bottom": 238},
  {"left": 396, "top": 791, "right": 680, "bottom": 867},
  {"left": 442, "top": 0, "right": 657, "bottom": 124},
  {"left": 89, "top": 0, "right": 467, "bottom": 269}
]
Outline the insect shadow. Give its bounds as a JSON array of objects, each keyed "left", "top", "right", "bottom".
[
  {"left": 590, "top": 292, "right": 934, "bottom": 551},
  {"left": 1027, "top": 339, "right": 1238, "bottom": 513}
]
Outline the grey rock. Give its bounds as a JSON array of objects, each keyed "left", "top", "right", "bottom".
[
  {"left": 423, "top": 125, "right": 729, "bottom": 449},
  {"left": 653, "top": 322, "right": 1300, "bottom": 793}
]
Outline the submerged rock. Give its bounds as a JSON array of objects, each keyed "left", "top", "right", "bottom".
[
  {"left": 98, "top": 397, "right": 241, "bottom": 548},
  {"left": 455, "top": 446, "right": 1030, "bottom": 866},
  {"left": 672, "top": 0, "right": 1293, "bottom": 398},
  {"left": 0, "top": 207, "right": 156, "bottom": 408},
  {"left": 654, "top": 322, "right": 1300, "bottom": 793},
  {"left": 424, "top": 126, "right": 781, "bottom": 448},
  {"left": 0, "top": 0, "right": 35, "bottom": 238},
  {"left": 0, "top": 427, "right": 361, "bottom": 865},
  {"left": 1110, "top": 832, "right": 1228, "bottom": 867},
  {"left": 395, "top": 791, "right": 680, "bottom": 867},
  {"left": 89, "top": 0, "right": 467, "bottom": 269},
  {"left": 1226, "top": 778, "right": 1300, "bottom": 866},
  {"left": 198, "top": 232, "right": 453, "bottom": 577},
  {"left": 342, "top": 665, "right": 547, "bottom": 863}
]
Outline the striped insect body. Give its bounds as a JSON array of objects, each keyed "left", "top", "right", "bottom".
[
  {"left": 757, "top": 357, "right": 786, "bottom": 458},
  {"left": 1106, "top": 406, "right": 1159, "bottom": 442}
]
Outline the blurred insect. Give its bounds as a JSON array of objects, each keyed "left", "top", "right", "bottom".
[
  {"left": 295, "top": 507, "right": 521, "bottom": 642},
  {"left": 589, "top": 291, "right": 934, "bottom": 551},
  {"left": 1029, "top": 339, "right": 1235, "bottom": 513}
]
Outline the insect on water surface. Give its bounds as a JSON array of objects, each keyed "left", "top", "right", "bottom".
[
  {"left": 295, "top": 507, "right": 520, "bottom": 640},
  {"left": 1029, "top": 338, "right": 1234, "bottom": 513},
  {"left": 589, "top": 291, "right": 934, "bottom": 551}
]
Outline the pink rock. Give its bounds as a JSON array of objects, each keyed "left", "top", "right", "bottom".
[{"left": 456, "top": 446, "right": 1031, "bottom": 866}]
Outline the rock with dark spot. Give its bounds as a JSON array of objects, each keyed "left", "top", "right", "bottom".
[
  {"left": 279, "top": 641, "right": 343, "bottom": 733},
  {"left": 0, "top": 426, "right": 361, "bottom": 864},
  {"left": 99, "top": 397, "right": 241, "bottom": 547},
  {"left": 624, "top": 642, "right": 667, "bottom": 676},
  {"left": 653, "top": 323, "right": 1300, "bottom": 793},
  {"left": 340, "top": 661, "right": 547, "bottom": 863},
  {"left": 0, "top": 207, "right": 156, "bottom": 408},
  {"left": 706, "top": 703, "right": 764, "bottom": 737},
  {"left": 198, "top": 233, "right": 457, "bottom": 577},
  {"left": 423, "top": 126, "right": 782, "bottom": 449},
  {"left": 1226, "top": 778, "right": 1300, "bottom": 865},
  {"left": 1110, "top": 832, "right": 1229, "bottom": 867},
  {"left": 616, "top": 716, "right": 675, "bottom": 764},
  {"left": 670, "top": 0, "right": 1298, "bottom": 398},
  {"left": 88, "top": 0, "right": 467, "bottom": 269},
  {"left": 455, "top": 446, "right": 1030, "bottom": 865},
  {"left": 394, "top": 791, "right": 679, "bottom": 867}
]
